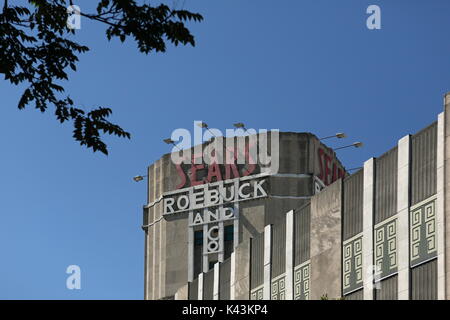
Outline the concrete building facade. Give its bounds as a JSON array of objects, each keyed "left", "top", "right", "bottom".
[{"left": 143, "top": 93, "right": 450, "bottom": 300}]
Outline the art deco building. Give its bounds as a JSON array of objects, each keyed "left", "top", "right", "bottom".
[{"left": 142, "top": 93, "right": 450, "bottom": 300}]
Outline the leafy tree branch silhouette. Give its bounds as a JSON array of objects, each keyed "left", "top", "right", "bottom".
[{"left": 0, "top": 0, "right": 203, "bottom": 154}]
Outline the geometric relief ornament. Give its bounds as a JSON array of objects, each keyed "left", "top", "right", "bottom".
[
  {"left": 271, "top": 274, "right": 286, "bottom": 300},
  {"left": 343, "top": 235, "right": 363, "bottom": 294},
  {"left": 250, "top": 285, "right": 264, "bottom": 300},
  {"left": 294, "top": 262, "right": 310, "bottom": 300},
  {"left": 410, "top": 197, "right": 437, "bottom": 267},
  {"left": 374, "top": 217, "right": 398, "bottom": 279}
]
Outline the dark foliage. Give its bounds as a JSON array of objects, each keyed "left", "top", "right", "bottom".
[{"left": 0, "top": 0, "right": 203, "bottom": 154}]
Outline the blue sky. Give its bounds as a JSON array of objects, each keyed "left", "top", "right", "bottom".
[{"left": 0, "top": 0, "right": 449, "bottom": 299}]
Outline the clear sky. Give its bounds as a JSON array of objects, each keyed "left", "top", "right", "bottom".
[{"left": 1, "top": 0, "right": 449, "bottom": 299}]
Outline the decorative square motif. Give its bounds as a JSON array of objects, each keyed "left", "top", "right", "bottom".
[
  {"left": 344, "top": 245, "right": 352, "bottom": 259},
  {"left": 343, "top": 235, "right": 363, "bottom": 294},
  {"left": 294, "top": 262, "right": 310, "bottom": 300},
  {"left": 410, "top": 198, "right": 437, "bottom": 267},
  {"left": 271, "top": 276, "right": 286, "bottom": 300},
  {"left": 250, "top": 286, "right": 264, "bottom": 301},
  {"left": 374, "top": 218, "right": 398, "bottom": 278}
]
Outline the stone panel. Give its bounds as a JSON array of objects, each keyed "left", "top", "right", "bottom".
[
  {"left": 410, "top": 197, "right": 437, "bottom": 267},
  {"left": 374, "top": 217, "right": 398, "bottom": 279},
  {"left": 343, "top": 235, "right": 363, "bottom": 294},
  {"left": 294, "top": 262, "right": 310, "bottom": 300},
  {"left": 270, "top": 274, "right": 286, "bottom": 300},
  {"left": 310, "top": 180, "right": 342, "bottom": 299}
]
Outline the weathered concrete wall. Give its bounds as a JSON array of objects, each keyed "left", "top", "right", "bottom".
[
  {"left": 277, "top": 133, "right": 311, "bottom": 174},
  {"left": 164, "top": 214, "right": 189, "bottom": 296},
  {"left": 240, "top": 202, "right": 265, "bottom": 242},
  {"left": 174, "top": 283, "right": 189, "bottom": 300},
  {"left": 265, "top": 180, "right": 311, "bottom": 227},
  {"left": 145, "top": 154, "right": 186, "bottom": 300},
  {"left": 309, "top": 179, "right": 342, "bottom": 300},
  {"left": 232, "top": 240, "right": 251, "bottom": 300}
]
